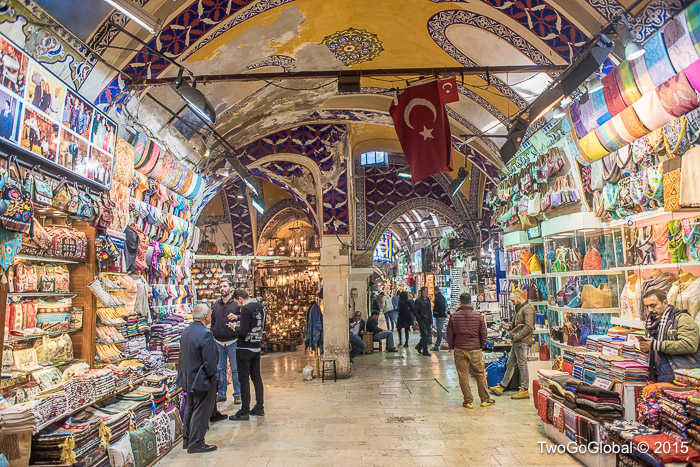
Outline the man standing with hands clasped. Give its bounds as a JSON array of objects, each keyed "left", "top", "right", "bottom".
[
  {"left": 414, "top": 286, "right": 433, "bottom": 356},
  {"left": 177, "top": 304, "right": 219, "bottom": 453},
  {"left": 638, "top": 289, "right": 700, "bottom": 382},
  {"left": 211, "top": 279, "right": 242, "bottom": 405}
]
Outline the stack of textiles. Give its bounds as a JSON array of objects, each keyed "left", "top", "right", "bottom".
[
  {"left": 582, "top": 353, "right": 601, "bottom": 383},
  {"left": 585, "top": 335, "right": 605, "bottom": 352},
  {"left": 120, "top": 334, "right": 147, "bottom": 356},
  {"left": 135, "top": 350, "right": 165, "bottom": 373},
  {"left": 149, "top": 315, "right": 186, "bottom": 363},
  {"left": 63, "top": 376, "right": 97, "bottom": 412},
  {"left": 675, "top": 368, "right": 700, "bottom": 387},
  {"left": 575, "top": 381, "right": 623, "bottom": 422},
  {"left": 687, "top": 396, "right": 700, "bottom": 451},
  {"left": 101, "top": 399, "right": 153, "bottom": 427},
  {"left": 631, "top": 433, "right": 700, "bottom": 465},
  {"left": 81, "top": 369, "right": 116, "bottom": 399},
  {"left": 607, "top": 326, "right": 632, "bottom": 338},
  {"left": 608, "top": 360, "right": 648, "bottom": 384},
  {"left": 562, "top": 352, "right": 575, "bottom": 375},
  {"left": 604, "top": 420, "right": 660, "bottom": 445},
  {"left": 30, "top": 417, "right": 102, "bottom": 465},
  {"left": 621, "top": 340, "right": 649, "bottom": 366},
  {"left": 572, "top": 354, "right": 585, "bottom": 380},
  {"left": 637, "top": 382, "right": 678, "bottom": 429},
  {"left": 659, "top": 387, "right": 700, "bottom": 441},
  {"left": 31, "top": 392, "right": 68, "bottom": 428},
  {"left": 118, "top": 384, "right": 169, "bottom": 414},
  {"left": 109, "top": 366, "right": 131, "bottom": 393},
  {"left": 0, "top": 400, "right": 42, "bottom": 431},
  {"left": 117, "top": 360, "right": 146, "bottom": 386},
  {"left": 75, "top": 406, "right": 132, "bottom": 451}
]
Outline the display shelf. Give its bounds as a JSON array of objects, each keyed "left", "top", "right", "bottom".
[
  {"left": 530, "top": 301, "right": 549, "bottom": 306},
  {"left": 546, "top": 270, "right": 624, "bottom": 277},
  {"left": 601, "top": 209, "right": 667, "bottom": 228},
  {"left": 6, "top": 329, "right": 78, "bottom": 343},
  {"left": 8, "top": 358, "right": 84, "bottom": 377},
  {"left": 548, "top": 305, "right": 620, "bottom": 314},
  {"left": 610, "top": 261, "right": 700, "bottom": 271},
  {"left": 506, "top": 272, "right": 544, "bottom": 280},
  {"left": 533, "top": 329, "right": 550, "bottom": 334},
  {"left": 14, "top": 255, "right": 81, "bottom": 264},
  {"left": 610, "top": 317, "right": 646, "bottom": 329},
  {"left": 7, "top": 292, "right": 79, "bottom": 298}
]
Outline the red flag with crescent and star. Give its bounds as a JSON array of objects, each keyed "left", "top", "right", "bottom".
[{"left": 389, "top": 78, "right": 458, "bottom": 183}]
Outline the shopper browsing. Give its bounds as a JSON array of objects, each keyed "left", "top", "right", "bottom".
[
  {"left": 432, "top": 287, "right": 448, "bottom": 351},
  {"left": 639, "top": 289, "right": 700, "bottom": 382},
  {"left": 489, "top": 290, "right": 535, "bottom": 400},
  {"left": 447, "top": 293, "right": 495, "bottom": 409},
  {"left": 414, "top": 287, "right": 432, "bottom": 356},
  {"left": 381, "top": 292, "right": 396, "bottom": 331},
  {"left": 211, "top": 279, "right": 242, "bottom": 405},
  {"left": 349, "top": 311, "right": 367, "bottom": 362},
  {"left": 367, "top": 311, "right": 399, "bottom": 352},
  {"left": 176, "top": 304, "right": 219, "bottom": 454},
  {"left": 229, "top": 289, "right": 266, "bottom": 421},
  {"left": 396, "top": 291, "right": 414, "bottom": 347}
]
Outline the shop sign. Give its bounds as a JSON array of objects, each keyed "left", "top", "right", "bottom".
[
  {"left": 592, "top": 377, "right": 614, "bottom": 390},
  {"left": 373, "top": 231, "right": 393, "bottom": 263},
  {"left": 0, "top": 32, "right": 116, "bottom": 189},
  {"left": 527, "top": 224, "right": 541, "bottom": 239},
  {"left": 507, "top": 117, "right": 570, "bottom": 174},
  {"left": 602, "top": 345, "right": 620, "bottom": 357}
]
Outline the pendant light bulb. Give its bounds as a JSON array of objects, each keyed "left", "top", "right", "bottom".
[
  {"left": 586, "top": 77, "right": 603, "bottom": 94},
  {"left": 616, "top": 15, "right": 645, "bottom": 61},
  {"left": 552, "top": 105, "right": 566, "bottom": 119}
]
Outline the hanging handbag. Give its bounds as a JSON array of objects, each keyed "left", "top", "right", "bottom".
[
  {"left": 73, "top": 186, "right": 95, "bottom": 222},
  {"left": 0, "top": 156, "right": 32, "bottom": 234},
  {"left": 565, "top": 321, "right": 580, "bottom": 347},
  {"left": 630, "top": 169, "right": 649, "bottom": 209},
  {"left": 564, "top": 277, "right": 580, "bottom": 304},
  {"left": 29, "top": 167, "right": 53, "bottom": 206},
  {"left": 96, "top": 235, "right": 119, "bottom": 262},
  {"left": 551, "top": 177, "right": 564, "bottom": 208},
  {"left": 616, "top": 176, "right": 638, "bottom": 213},
  {"left": 567, "top": 248, "right": 583, "bottom": 271},
  {"left": 91, "top": 192, "right": 115, "bottom": 230},
  {"left": 566, "top": 174, "right": 581, "bottom": 204},
  {"left": 528, "top": 188, "right": 542, "bottom": 216},
  {"left": 52, "top": 179, "right": 78, "bottom": 214},
  {"left": 528, "top": 254, "right": 543, "bottom": 273},
  {"left": 44, "top": 225, "right": 88, "bottom": 260},
  {"left": 646, "top": 163, "right": 664, "bottom": 206},
  {"left": 616, "top": 146, "right": 636, "bottom": 177},
  {"left": 518, "top": 213, "right": 538, "bottom": 230},
  {"left": 581, "top": 283, "right": 612, "bottom": 308}
]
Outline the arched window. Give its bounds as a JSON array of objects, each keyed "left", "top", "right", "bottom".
[{"left": 360, "top": 151, "right": 388, "bottom": 166}]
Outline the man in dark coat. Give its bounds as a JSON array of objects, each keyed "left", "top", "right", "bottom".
[
  {"left": 413, "top": 287, "right": 432, "bottom": 356},
  {"left": 177, "top": 304, "right": 218, "bottom": 454}
]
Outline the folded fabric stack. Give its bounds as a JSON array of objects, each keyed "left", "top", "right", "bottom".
[
  {"left": 118, "top": 384, "right": 169, "bottom": 415},
  {"left": 108, "top": 366, "right": 131, "bottom": 394},
  {"left": 75, "top": 406, "right": 132, "bottom": 451},
  {"left": 31, "top": 416, "right": 102, "bottom": 465},
  {"left": 582, "top": 353, "right": 600, "bottom": 383},
  {"left": 675, "top": 368, "right": 700, "bottom": 388},
  {"left": 120, "top": 334, "right": 147, "bottom": 356},
  {"left": 63, "top": 376, "right": 97, "bottom": 412},
  {"left": 658, "top": 387, "right": 700, "bottom": 441},
  {"left": 584, "top": 335, "right": 605, "bottom": 352},
  {"left": 31, "top": 392, "right": 68, "bottom": 428},
  {"left": 101, "top": 399, "right": 153, "bottom": 427},
  {"left": 604, "top": 419, "right": 660, "bottom": 446},
  {"left": 135, "top": 350, "right": 165, "bottom": 373},
  {"left": 0, "top": 400, "right": 41, "bottom": 431},
  {"left": 562, "top": 352, "right": 575, "bottom": 375},
  {"left": 638, "top": 382, "right": 678, "bottom": 430},
  {"left": 83, "top": 369, "right": 117, "bottom": 400},
  {"left": 687, "top": 396, "right": 700, "bottom": 451},
  {"left": 621, "top": 340, "right": 649, "bottom": 366},
  {"left": 608, "top": 360, "right": 648, "bottom": 384},
  {"left": 575, "top": 382, "right": 623, "bottom": 422},
  {"left": 149, "top": 315, "right": 186, "bottom": 363},
  {"left": 117, "top": 360, "right": 147, "bottom": 386},
  {"left": 631, "top": 433, "right": 700, "bottom": 466}
]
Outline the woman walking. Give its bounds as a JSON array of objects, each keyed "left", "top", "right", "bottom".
[{"left": 396, "top": 291, "right": 414, "bottom": 348}]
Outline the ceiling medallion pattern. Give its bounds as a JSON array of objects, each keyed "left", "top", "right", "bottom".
[{"left": 321, "top": 28, "right": 384, "bottom": 66}]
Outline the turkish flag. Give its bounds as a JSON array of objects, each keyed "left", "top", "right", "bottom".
[{"left": 390, "top": 79, "right": 455, "bottom": 183}]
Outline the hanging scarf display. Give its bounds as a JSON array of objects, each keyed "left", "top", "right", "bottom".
[
  {"left": 656, "top": 70, "right": 700, "bottom": 117},
  {"left": 644, "top": 32, "right": 677, "bottom": 88},
  {"left": 631, "top": 53, "right": 658, "bottom": 96},
  {"left": 602, "top": 67, "right": 628, "bottom": 116},
  {"left": 616, "top": 60, "right": 643, "bottom": 106},
  {"left": 633, "top": 89, "right": 676, "bottom": 131},
  {"left": 665, "top": 10, "right": 700, "bottom": 72},
  {"left": 669, "top": 220, "right": 689, "bottom": 262}
]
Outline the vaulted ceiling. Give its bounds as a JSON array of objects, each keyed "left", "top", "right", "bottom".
[{"left": 15, "top": 0, "right": 681, "bottom": 243}]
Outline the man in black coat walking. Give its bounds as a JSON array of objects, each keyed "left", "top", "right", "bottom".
[
  {"left": 414, "top": 287, "right": 433, "bottom": 356},
  {"left": 177, "top": 304, "right": 218, "bottom": 454}
]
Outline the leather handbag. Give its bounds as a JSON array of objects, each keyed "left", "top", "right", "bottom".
[
  {"left": 583, "top": 247, "right": 603, "bottom": 270},
  {"left": 528, "top": 254, "right": 543, "bottom": 273},
  {"left": 539, "top": 341, "right": 550, "bottom": 361},
  {"left": 527, "top": 282, "right": 543, "bottom": 302},
  {"left": 565, "top": 321, "right": 580, "bottom": 347},
  {"left": 30, "top": 167, "right": 53, "bottom": 206},
  {"left": 528, "top": 189, "right": 542, "bottom": 216},
  {"left": 581, "top": 283, "right": 612, "bottom": 308},
  {"left": 0, "top": 156, "right": 33, "bottom": 234},
  {"left": 567, "top": 248, "right": 583, "bottom": 271},
  {"left": 52, "top": 179, "right": 78, "bottom": 214},
  {"left": 44, "top": 225, "right": 88, "bottom": 260}
]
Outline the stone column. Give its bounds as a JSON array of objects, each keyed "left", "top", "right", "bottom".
[{"left": 319, "top": 235, "right": 352, "bottom": 377}]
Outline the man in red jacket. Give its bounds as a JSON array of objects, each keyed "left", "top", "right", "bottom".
[{"left": 447, "top": 293, "right": 495, "bottom": 409}]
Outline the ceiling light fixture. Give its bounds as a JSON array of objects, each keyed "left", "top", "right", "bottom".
[
  {"left": 586, "top": 76, "right": 604, "bottom": 94},
  {"left": 616, "top": 15, "right": 645, "bottom": 61},
  {"left": 170, "top": 69, "right": 216, "bottom": 124},
  {"left": 397, "top": 168, "right": 412, "bottom": 179},
  {"left": 449, "top": 167, "right": 469, "bottom": 197},
  {"left": 251, "top": 196, "right": 266, "bottom": 215},
  {"left": 552, "top": 105, "right": 566, "bottom": 119},
  {"left": 102, "top": 0, "right": 160, "bottom": 34},
  {"left": 236, "top": 183, "right": 246, "bottom": 199}
]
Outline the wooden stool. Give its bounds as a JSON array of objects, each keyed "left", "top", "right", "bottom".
[
  {"left": 362, "top": 332, "right": 374, "bottom": 354},
  {"left": 321, "top": 358, "right": 337, "bottom": 382}
]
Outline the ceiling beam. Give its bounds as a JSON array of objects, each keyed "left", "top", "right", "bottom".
[{"left": 132, "top": 65, "right": 569, "bottom": 86}]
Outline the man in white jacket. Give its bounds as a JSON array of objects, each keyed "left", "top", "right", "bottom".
[{"left": 381, "top": 291, "right": 396, "bottom": 332}]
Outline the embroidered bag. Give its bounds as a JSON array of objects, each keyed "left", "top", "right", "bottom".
[
  {"left": 0, "top": 156, "right": 32, "bottom": 233},
  {"left": 30, "top": 168, "right": 53, "bottom": 206},
  {"left": 44, "top": 225, "right": 88, "bottom": 260},
  {"left": 52, "top": 179, "right": 78, "bottom": 214},
  {"left": 14, "top": 261, "right": 38, "bottom": 293}
]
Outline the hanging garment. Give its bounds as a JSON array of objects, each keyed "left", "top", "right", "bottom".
[
  {"left": 621, "top": 275, "right": 642, "bottom": 320},
  {"left": 638, "top": 225, "right": 656, "bottom": 265},
  {"left": 653, "top": 222, "right": 672, "bottom": 263},
  {"left": 669, "top": 220, "right": 690, "bottom": 263},
  {"left": 673, "top": 276, "right": 700, "bottom": 319}
]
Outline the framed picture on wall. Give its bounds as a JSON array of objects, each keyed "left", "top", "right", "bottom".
[
  {"left": 0, "top": 87, "right": 21, "bottom": 143},
  {"left": 87, "top": 146, "right": 113, "bottom": 186},
  {"left": 90, "top": 111, "right": 116, "bottom": 155},
  {"left": 0, "top": 36, "right": 28, "bottom": 98},
  {"left": 21, "top": 107, "right": 59, "bottom": 161},
  {"left": 62, "top": 89, "right": 93, "bottom": 141},
  {"left": 26, "top": 61, "right": 65, "bottom": 121},
  {"left": 58, "top": 128, "right": 89, "bottom": 172}
]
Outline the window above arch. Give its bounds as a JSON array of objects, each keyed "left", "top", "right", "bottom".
[{"left": 360, "top": 151, "right": 388, "bottom": 167}]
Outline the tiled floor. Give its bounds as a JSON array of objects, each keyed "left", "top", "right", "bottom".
[{"left": 158, "top": 337, "right": 582, "bottom": 466}]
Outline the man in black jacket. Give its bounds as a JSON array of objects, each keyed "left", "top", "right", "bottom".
[
  {"left": 177, "top": 304, "right": 218, "bottom": 453},
  {"left": 367, "top": 310, "right": 399, "bottom": 352},
  {"left": 229, "top": 289, "right": 266, "bottom": 421},
  {"left": 211, "top": 279, "right": 241, "bottom": 404},
  {"left": 414, "top": 287, "right": 432, "bottom": 356},
  {"left": 349, "top": 310, "right": 367, "bottom": 362},
  {"left": 432, "top": 287, "right": 448, "bottom": 351}
]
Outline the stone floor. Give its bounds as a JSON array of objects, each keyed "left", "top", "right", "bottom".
[{"left": 158, "top": 336, "right": 582, "bottom": 467}]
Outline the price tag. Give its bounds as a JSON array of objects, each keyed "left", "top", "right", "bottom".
[
  {"left": 602, "top": 346, "right": 620, "bottom": 357},
  {"left": 592, "top": 377, "right": 614, "bottom": 390}
]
